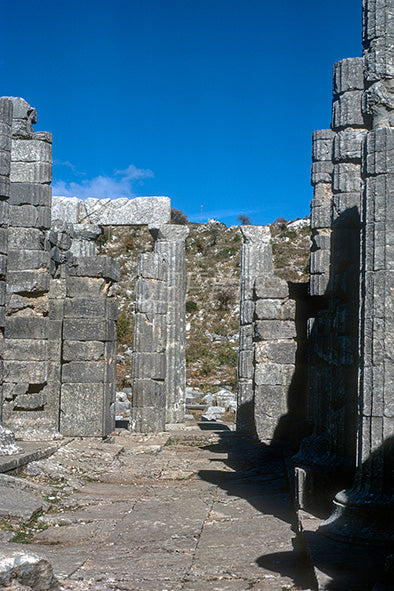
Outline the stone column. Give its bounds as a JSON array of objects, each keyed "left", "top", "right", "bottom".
[
  {"left": 0, "top": 98, "right": 20, "bottom": 454},
  {"left": 151, "top": 224, "right": 189, "bottom": 425},
  {"left": 131, "top": 252, "right": 168, "bottom": 432},
  {"left": 60, "top": 256, "right": 119, "bottom": 436},
  {"left": 236, "top": 226, "right": 273, "bottom": 434},
  {"left": 3, "top": 98, "right": 53, "bottom": 440},
  {"left": 320, "top": 0, "right": 394, "bottom": 544}
]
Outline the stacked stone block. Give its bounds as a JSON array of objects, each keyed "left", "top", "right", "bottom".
[
  {"left": 151, "top": 225, "right": 189, "bottom": 425},
  {"left": 131, "top": 252, "right": 168, "bottom": 432},
  {"left": 3, "top": 98, "right": 53, "bottom": 439},
  {"left": 60, "top": 256, "right": 119, "bottom": 436},
  {"left": 253, "top": 273, "right": 299, "bottom": 441},
  {"left": 237, "top": 226, "right": 273, "bottom": 433}
]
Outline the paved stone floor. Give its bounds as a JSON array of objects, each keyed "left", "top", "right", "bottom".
[{"left": 1, "top": 424, "right": 315, "bottom": 591}]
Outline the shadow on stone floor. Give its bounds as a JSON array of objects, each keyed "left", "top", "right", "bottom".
[{"left": 197, "top": 426, "right": 316, "bottom": 589}]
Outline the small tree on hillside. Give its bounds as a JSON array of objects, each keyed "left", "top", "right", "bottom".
[
  {"left": 171, "top": 208, "right": 188, "bottom": 224},
  {"left": 237, "top": 214, "right": 252, "bottom": 225}
]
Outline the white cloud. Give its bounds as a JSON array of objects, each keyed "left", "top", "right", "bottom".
[{"left": 52, "top": 164, "right": 154, "bottom": 200}]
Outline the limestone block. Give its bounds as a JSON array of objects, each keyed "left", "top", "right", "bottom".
[
  {"left": 11, "top": 139, "right": 52, "bottom": 163},
  {"left": 9, "top": 183, "right": 52, "bottom": 206},
  {"left": 7, "top": 250, "right": 49, "bottom": 271},
  {"left": 106, "top": 299, "right": 118, "bottom": 321},
  {"left": 0, "top": 176, "right": 10, "bottom": 199},
  {"left": 365, "top": 175, "right": 394, "bottom": 222},
  {"left": 8, "top": 227, "right": 45, "bottom": 250},
  {"left": 254, "top": 384, "right": 288, "bottom": 439},
  {"left": 34, "top": 131, "right": 52, "bottom": 144},
  {"left": 311, "top": 161, "right": 334, "bottom": 185},
  {"left": 0, "top": 151, "right": 11, "bottom": 176},
  {"left": 66, "top": 276, "right": 109, "bottom": 298},
  {"left": 132, "top": 352, "right": 165, "bottom": 379},
  {"left": 0, "top": 201, "right": 8, "bottom": 229},
  {"left": 137, "top": 252, "right": 167, "bottom": 281},
  {"left": 364, "top": 36, "right": 394, "bottom": 81},
  {"left": 4, "top": 360, "right": 48, "bottom": 383},
  {"left": 312, "top": 129, "right": 335, "bottom": 162},
  {"left": 6, "top": 292, "right": 49, "bottom": 315},
  {"left": 133, "top": 313, "right": 166, "bottom": 352},
  {"left": 62, "top": 340, "right": 105, "bottom": 362},
  {"left": 254, "top": 275, "right": 289, "bottom": 299},
  {"left": 13, "top": 392, "right": 47, "bottom": 410},
  {"left": 0, "top": 97, "right": 13, "bottom": 125},
  {"left": 151, "top": 224, "right": 190, "bottom": 241},
  {"left": 238, "top": 350, "right": 254, "bottom": 379},
  {"left": 10, "top": 162, "right": 52, "bottom": 184},
  {"left": 310, "top": 205, "right": 331, "bottom": 229},
  {"left": 62, "top": 318, "right": 115, "bottom": 341},
  {"left": 132, "top": 379, "right": 165, "bottom": 407},
  {"left": 3, "top": 339, "right": 48, "bottom": 360},
  {"left": 310, "top": 249, "right": 331, "bottom": 274},
  {"left": 4, "top": 97, "right": 36, "bottom": 121},
  {"left": 254, "top": 298, "right": 296, "bottom": 320},
  {"left": 312, "top": 231, "right": 331, "bottom": 251},
  {"left": 0, "top": 550, "right": 59, "bottom": 590},
  {"left": 60, "top": 383, "right": 105, "bottom": 436},
  {"left": 11, "top": 119, "right": 34, "bottom": 139},
  {"left": 333, "top": 58, "right": 364, "bottom": 95},
  {"left": 240, "top": 299, "right": 254, "bottom": 325},
  {"left": 332, "top": 163, "right": 362, "bottom": 193},
  {"left": 332, "top": 91, "right": 364, "bottom": 129},
  {"left": 51, "top": 196, "right": 86, "bottom": 224},
  {"left": 61, "top": 361, "right": 105, "bottom": 383},
  {"left": 239, "top": 324, "right": 253, "bottom": 350},
  {"left": 68, "top": 256, "right": 120, "bottom": 282},
  {"left": 6, "top": 269, "right": 50, "bottom": 293},
  {"left": 332, "top": 193, "right": 362, "bottom": 227},
  {"left": 333, "top": 129, "right": 367, "bottom": 162},
  {"left": 364, "top": 128, "right": 394, "bottom": 176},
  {"left": 254, "top": 361, "right": 294, "bottom": 387},
  {"left": 363, "top": 0, "right": 394, "bottom": 43},
  {"left": 255, "top": 340, "right": 297, "bottom": 364},
  {"left": 64, "top": 297, "right": 106, "bottom": 318},
  {"left": 0, "top": 228, "right": 7, "bottom": 253},
  {"left": 5, "top": 316, "right": 48, "bottom": 339},
  {"left": 312, "top": 182, "right": 333, "bottom": 205},
  {"left": 9, "top": 204, "right": 51, "bottom": 229},
  {"left": 0, "top": 130, "right": 11, "bottom": 152},
  {"left": 254, "top": 320, "right": 297, "bottom": 341},
  {"left": 131, "top": 407, "right": 166, "bottom": 432},
  {"left": 83, "top": 196, "right": 171, "bottom": 226}
]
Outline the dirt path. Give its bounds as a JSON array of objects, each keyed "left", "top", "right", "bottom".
[{"left": 1, "top": 425, "right": 314, "bottom": 591}]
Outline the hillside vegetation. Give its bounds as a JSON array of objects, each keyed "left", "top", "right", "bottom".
[{"left": 98, "top": 217, "right": 310, "bottom": 393}]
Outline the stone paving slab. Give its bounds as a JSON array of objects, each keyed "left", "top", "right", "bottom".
[{"left": 0, "top": 427, "right": 315, "bottom": 590}]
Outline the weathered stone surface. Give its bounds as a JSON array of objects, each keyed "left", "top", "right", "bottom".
[
  {"left": 62, "top": 319, "right": 114, "bottom": 341},
  {"left": 333, "top": 58, "right": 364, "bottom": 95},
  {"left": 333, "top": 129, "right": 367, "bottom": 162},
  {"left": 312, "top": 129, "right": 335, "bottom": 162},
  {"left": 9, "top": 183, "right": 51, "bottom": 206},
  {"left": 332, "top": 91, "right": 364, "bottom": 129},
  {"left": 0, "top": 425, "right": 20, "bottom": 456},
  {"left": 254, "top": 299, "right": 295, "bottom": 321},
  {"left": 11, "top": 139, "right": 52, "bottom": 163},
  {"left": 62, "top": 341, "right": 104, "bottom": 361},
  {"left": 254, "top": 275, "right": 289, "bottom": 299},
  {"left": 68, "top": 256, "right": 120, "bottom": 282},
  {"left": 0, "top": 550, "right": 59, "bottom": 590},
  {"left": 10, "top": 162, "right": 52, "bottom": 184}
]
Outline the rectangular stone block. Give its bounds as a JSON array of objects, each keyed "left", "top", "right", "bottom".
[
  {"left": 254, "top": 362, "right": 294, "bottom": 386},
  {"left": 7, "top": 250, "right": 50, "bottom": 271},
  {"left": 312, "top": 129, "right": 335, "bottom": 162},
  {"left": 132, "top": 352, "right": 165, "bottom": 380},
  {"left": 9, "top": 183, "right": 52, "bottom": 206},
  {"left": 9, "top": 204, "right": 51, "bottom": 229},
  {"left": 254, "top": 320, "right": 297, "bottom": 341},
  {"left": 69, "top": 256, "right": 120, "bottom": 282},
  {"left": 254, "top": 275, "right": 289, "bottom": 299},
  {"left": 310, "top": 205, "right": 331, "bottom": 229},
  {"left": 137, "top": 252, "right": 167, "bottom": 281},
  {"left": 63, "top": 297, "right": 106, "bottom": 319},
  {"left": 333, "top": 128, "right": 367, "bottom": 162},
  {"left": 364, "top": 36, "right": 394, "bottom": 81},
  {"left": 365, "top": 175, "right": 394, "bottom": 222},
  {"left": 309, "top": 249, "right": 331, "bottom": 274},
  {"left": 333, "top": 58, "right": 364, "bottom": 95},
  {"left": 311, "top": 161, "right": 334, "bottom": 185},
  {"left": 255, "top": 340, "right": 297, "bottom": 364},
  {"left": 5, "top": 316, "right": 48, "bottom": 339},
  {"left": 132, "top": 379, "right": 166, "bottom": 408},
  {"left": 60, "top": 383, "right": 104, "bottom": 436},
  {"left": 10, "top": 161, "right": 52, "bottom": 184},
  {"left": 254, "top": 298, "right": 295, "bottom": 321},
  {"left": 238, "top": 350, "right": 254, "bottom": 379},
  {"left": 65, "top": 276, "right": 108, "bottom": 298},
  {"left": 254, "top": 384, "right": 288, "bottom": 441},
  {"left": 8, "top": 227, "right": 46, "bottom": 250},
  {"left": 13, "top": 392, "right": 47, "bottom": 411},
  {"left": 4, "top": 360, "right": 48, "bottom": 383},
  {"left": 0, "top": 201, "right": 9, "bottom": 228},
  {"left": 6, "top": 269, "right": 50, "bottom": 293},
  {"left": 332, "top": 193, "right": 361, "bottom": 228},
  {"left": 332, "top": 163, "right": 362, "bottom": 193},
  {"left": 363, "top": 0, "right": 394, "bottom": 43},
  {"left": 0, "top": 228, "right": 7, "bottom": 254},
  {"left": 239, "top": 324, "right": 253, "bottom": 350},
  {"left": 133, "top": 313, "right": 165, "bottom": 352},
  {"left": 131, "top": 407, "right": 166, "bottom": 433},
  {"left": 332, "top": 91, "right": 364, "bottom": 129},
  {"left": 240, "top": 300, "right": 254, "bottom": 325},
  {"left": 63, "top": 318, "right": 115, "bottom": 341},
  {"left": 364, "top": 128, "right": 394, "bottom": 175},
  {"left": 62, "top": 340, "right": 105, "bottom": 361},
  {"left": 3, "top": 339, "right": 48, "bottom": 360},
  {"left": 0, "top": 151, "right": 11, "bottom": 176},
  {"left": 62, "top": 360, "right": 105, "bottom": 383},
  {"left": 0, "top": 175, "right": 10, "bottom": 199},
  {"left": 11, "top": 139, "right": 52, "bottom": 163},
  {"left": 312, "top": 231, "right": 331, "bottom": 251}
]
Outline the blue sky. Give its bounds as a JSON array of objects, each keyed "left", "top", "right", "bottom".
[{"left": 2, "top": 0, "right": 362, "bottom": 225}]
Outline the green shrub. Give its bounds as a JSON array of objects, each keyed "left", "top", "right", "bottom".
[{"left": 186, "top": 300, "right": 198, "bottom": 313}]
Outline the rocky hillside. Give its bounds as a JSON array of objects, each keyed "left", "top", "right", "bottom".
[{"left": 98, "top": 216, "right": 310, "bottom": 394}]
